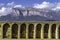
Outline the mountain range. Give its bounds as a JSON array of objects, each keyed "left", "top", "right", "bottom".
[{"left": 0, "top": 7, "right": 60, "bottom": 21}]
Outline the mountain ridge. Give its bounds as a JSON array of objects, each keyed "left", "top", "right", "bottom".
[{"left": 0, "top": 7, "right": 60, "bottom": 21}]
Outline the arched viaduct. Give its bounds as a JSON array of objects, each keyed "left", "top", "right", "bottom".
[{"left": 0, "top": 21, "right": 60, "bottom": 40}]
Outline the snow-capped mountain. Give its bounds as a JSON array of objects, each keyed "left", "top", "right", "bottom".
[{"left": 0, "top": 7, "right": 60, "bottom": 21}]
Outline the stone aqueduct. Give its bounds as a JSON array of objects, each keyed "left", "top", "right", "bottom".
[{"left": 0, "top": 21, "right": 60, "bottom": 40}]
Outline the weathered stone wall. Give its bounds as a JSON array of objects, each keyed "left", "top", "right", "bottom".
[{"left": 0, "top": 21, "right": 60, "bottom": 40}]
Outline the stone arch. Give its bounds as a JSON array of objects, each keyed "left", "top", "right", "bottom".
[
  {"left": 36, "top": 24, "right": 41, "bottom": 38},
  {"left": 28, "top": 24, "right": 34, "bottom": 39},
  {"left": 3, "top": 23, "right": 10, "bottom": 38},
  {"left": 44, "top": 24, "right": 49, "bottom": 38},
  {"left": 20, "top": 23, "right": 26, "bottom": 38},
  {"left": 51, "top": 24, "right": 56, "bottom": 39},
  {"left": 12, "top": 23, "right": 18, "bottom": 39},
  {"left": 58, "top": 25, "right": 60, "bottom": 39}
]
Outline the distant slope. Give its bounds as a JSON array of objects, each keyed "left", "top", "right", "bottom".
[{"left": 0, "top": 7, "right": 60, "bottom": 21}]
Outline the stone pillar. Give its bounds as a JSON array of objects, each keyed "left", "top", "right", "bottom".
[
  {"left": 26, "top": 23, "right": 28, "bottom": 39},
  {"left": 41, "top": 24, "right": 44, "bottom": 39},
  {"left": 18, "top": 24, "right": 20, "bottom": 39},
  {"left": 34, "top": 23, "right": 36, "bottom": 39},
  {"left": 48, "top": 24, "right": 52, "bottom": 39},
  {"left": 1, "top": 23, "right": 3, "bottom": 39},
  {"left": 6, "top": 24, "right": 11, "bottom": 38},
  {"left": 9, "top": 24, "right": 12, "bottom": 39},
  {"left": 56, "top": 24, "right": 59, "bottom": 39}
]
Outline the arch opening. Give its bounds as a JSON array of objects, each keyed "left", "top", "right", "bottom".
[
  {"left": 3, "top": 23, "right": 10, "bottom": 38},
  {"left": 36, "top": 24, "right": 41, "bottom": 38},
  {"left": 20, "top": 23, "right": 26, "bottom": 38},
  {"left": 44, "top": 24, "right": 49, "bottom": 38},
  {"left": 12, "top": 23, "right": 18, "bottom": 39},
  {"left": 28, "top": 24, "right": 34, "bottom": 39},
  {"left": 51, "top": 24, "right": 56, "bottom": 39}
]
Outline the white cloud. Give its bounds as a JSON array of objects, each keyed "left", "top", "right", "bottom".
[
  {"left": 53, "top": 3, "right": 60, "bottom": 10},
  {"left": 0, "top": 7, "right": 12, "bottom": 16},
  {"left": 7, "top": 2, "right": 15, "bottom": 6},
  {"left": 33, "top": 1, "right": 52, "bottom": 9},
  {"left": 7, "top": 2, "right": 25, "bottom": 8},
  {"left": 53, "top": 7, "right": 60, "bottom": 10},
  {"left": 0, "top": 2, "right": 25, "bottom": 16},
  {"left": 14, "top": 5, "right": 25, "bottom": 8},
  {"left": 2, "top": 1, "right": 60, "bottom": 17},
  {"left": 33, "top": 1, "right": 55, "bottom": 10},
  {"left": 7, "top": 2, "right": 15, "bottom": 7},
  {"left": 33, "top": 1, "right": 60, "bottom": 10}
]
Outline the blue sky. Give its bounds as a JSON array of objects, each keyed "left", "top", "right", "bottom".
[
  {"left": 0, "top": 0, "right": 60, "bottom": 18},
  {"left": 0, "top": 0, "right": 60, "bottom": 7},
  {"left": 0, "top": 0, "right": 60, "bottom": 16}
]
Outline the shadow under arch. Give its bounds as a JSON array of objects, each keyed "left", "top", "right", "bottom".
[
  {"left": 51, "top": 24, "right": 56, "bottom": 39},
  {"left": 28, "top": 24, "right": 34, "bottom": 39},
  {"left": 36, "top": 24, "right": 41, "bottom": 38},
  {"left": 12, "top": 23, "right": 18, "bottom": 39},
  {"left": 44, "top": 24, "right": 49, "bottom": 38},
  {"left": 3, "top": 23, "right": 10, "bottom": 38},
  {"left": 20, "top": 23, "right": 26, "bottom": 38}
]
